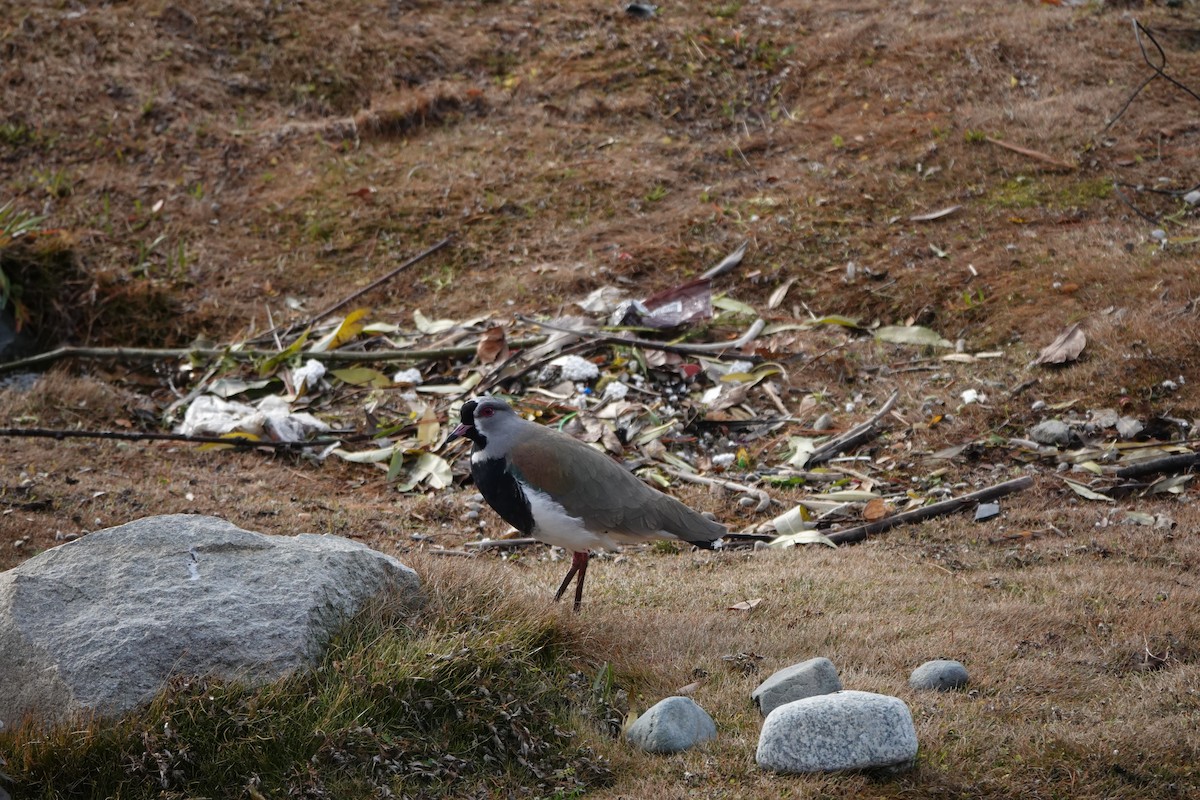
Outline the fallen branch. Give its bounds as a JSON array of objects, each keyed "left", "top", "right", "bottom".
[
  {"left": 515, "top": 314, "right": 767, "bottom": 362},
  {"left": 984, "top": 137, "right": 1076, "bottom": 171},
  {"left": 0, "top": 427, "right": 345, "bottom": 449},
  {"left": 0, "top": 338, "right": 548, "bottom": 375},
  {"left": 825, "top": 475, "right": 1035, "bottom": 545},
  {"left": 251, "top": 236, "right": 453, "bottom": 345},
  {"left": 658, "top": 465, "right": 775, "bottom": 512},
  {"left": 1114, "top": 451, "right": 1200, "bottom": 480},
  {"left": 807, "top": 390, "right": 899, "bottom": 465},
  {"left": 464, "top": 537, "right": 539, "bottom": 550}
]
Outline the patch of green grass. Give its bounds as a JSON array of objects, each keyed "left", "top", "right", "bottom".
[
  {"left": 986, "top": 175, "right": 1112, "bottom": 211},
  {"left": 0, "top": 571, "right": 615, "bottom": 799}
]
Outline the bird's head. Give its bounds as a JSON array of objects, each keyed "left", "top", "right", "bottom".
[{"left": 446, "top": 396, "right": 516, "bottom": 448}]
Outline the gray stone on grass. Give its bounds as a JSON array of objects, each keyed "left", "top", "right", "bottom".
[
  {"left": 626, "top": 696, "right": 717, "bottom": 754},
  {"left": 1029, "top": 419, "right": 1071, "bottom": 446},
  {"left": 756, "top": 690, "right": 918, "bottom": 773},
  {"left": 752, "top": 656, "right": 842, "bottom": 716},
  {"left": 0, "top": 514, "right": 420, "bottom": 725},
  {"left": 909, "top": 659, "right": 969, "bottom": 691}
]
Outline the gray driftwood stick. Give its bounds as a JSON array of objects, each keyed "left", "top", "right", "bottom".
[
  {"left": 825, "top": 474, "right": 1035, "bottom": 545},
  {"left": 0, "top": 338, "right": 548, "bottom": 375}
]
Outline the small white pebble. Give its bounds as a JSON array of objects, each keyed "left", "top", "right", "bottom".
[
  {"left": 711, "top": 453, "right": 737, "bottom": 468},
  {"left": 393, "top": 367, "right": 423, "bottom": 385}
]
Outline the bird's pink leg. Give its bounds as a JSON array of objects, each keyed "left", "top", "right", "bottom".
[{"left": 553, "top": 550, "right": 591, "bottom": 612}]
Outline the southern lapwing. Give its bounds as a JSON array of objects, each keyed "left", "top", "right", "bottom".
[{"left": 447, "top": 396, "right": 726, "bottom": 610}]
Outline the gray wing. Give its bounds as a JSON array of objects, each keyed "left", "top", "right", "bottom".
[{"left": 509, "top": 426, "right": 725, "bottom": 545}]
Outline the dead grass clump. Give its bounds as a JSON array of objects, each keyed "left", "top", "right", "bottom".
[
  {"left": 354, "top": 83, "right": 487, "bottom": 141},
  {"left": 0, "top": 371, "right": 129, "bottom": 427}
]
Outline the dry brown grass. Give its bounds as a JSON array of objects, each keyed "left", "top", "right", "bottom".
[{"left": 4, "top": 0, "right": 1200, "bottom": 796}]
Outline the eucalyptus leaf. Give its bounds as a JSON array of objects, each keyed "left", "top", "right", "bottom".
[
  {"left": 398, "top": 452, "right": 454, "bottom": 491},
  {"left": 331, "top": 367, "right": 392, "bottom": 388},
  {"left": 1062, "top": 478, "right": 1114, "bottom": 502},
  {"left": 874, "top": 325, "right": 952, "bottom": 348}
]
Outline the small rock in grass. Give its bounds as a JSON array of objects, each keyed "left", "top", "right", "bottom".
[
  {"left": 756, "top": 690, "right": 918, "bottom": 773},
  {"left": 751, "top": 657, "right": 842, "bottom": 717},
  {"left": 626, "top": 696, "right": 717, "bottom": 754},
  {"left": 909, "top": 659, "right": 969, "bottom": 691},
  {"left": 1029, "top": 419, "right": 1071, "bottom": 446}
]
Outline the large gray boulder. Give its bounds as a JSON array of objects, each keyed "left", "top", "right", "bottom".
[
  {"left": 752, "top": 656, "right": 842, "bottom": 716},
  {"left": 756, "top": 690, "right": 918, "bottom": 773},
  {"left": 625, "top": 696, "right": 717, "bottom": 754},
  {"left": 0, "top": 514, "right": 420, "bottom": 727}
]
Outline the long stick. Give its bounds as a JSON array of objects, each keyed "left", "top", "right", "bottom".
[
  {"left": 825, "top": 475, "right": 1035, "bottom": 545},
  {"left": 251, "top": 236, "right": 453, "bottom": 344},
  {"left": 515, "top": 314, "right": 767, "bottom": 362},
  {"left": 1115, "top": 451, "right": 1200, "bottom": 479},
  {"left": 807, "top": 390, "right": 899, "bottom": 465},
  {"left": 0, "top": 338, "right": 548, "bottom": 375},
  {"left": 0, "top": 427, "right": 346, "bottom": 449}
]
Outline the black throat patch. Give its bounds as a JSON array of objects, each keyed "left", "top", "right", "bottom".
[{"left": 471, "top": 456, "right": 535, "bottom": 535}]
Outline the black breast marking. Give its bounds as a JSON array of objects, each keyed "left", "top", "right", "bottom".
[{"left": 472, "top": 456, "right": 535, "bottom": 535}]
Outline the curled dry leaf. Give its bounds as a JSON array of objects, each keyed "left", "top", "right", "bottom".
[
  {"left": 727, "top": 597, "right": 764, "bottom": 612},
  {"left": 1033, "top": 321, "right": 1086, "bottom": 366},
  {"left": 476, "top": 325, "right": 509, "bottom": 364},
  {"left": 863, "top": 497, "right": 890, "bottom": 522}
]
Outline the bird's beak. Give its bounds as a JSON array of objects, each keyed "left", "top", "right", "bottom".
[{"left": 445, "top": 422, "right": 472, "bottom": 444}]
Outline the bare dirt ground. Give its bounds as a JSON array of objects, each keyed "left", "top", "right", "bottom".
[{"left": 3, "top": 0, "right": 1200, "bottom": 797}]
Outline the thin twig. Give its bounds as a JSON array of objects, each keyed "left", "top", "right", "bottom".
[
  {"left": 0, "top": 427, "right": 345, "bottom": 449},
  {"left": 825, "top": 475, "right": 1035, "bottom": 545},
  {"left": 807, "top": 391, "right": 899, "bottom": 465},
  {"left": 464, "top": 537, "right": 540, "bottom": 550},
  {"left": 984, "top": 137, "right": 1076, "bottom": 171},
  {"left": 515, "top": 314, "right": 768, "bottom": 362},
  {"left": 658, "top": 465, "right": 775, "bottom": 512},
  {"left": 0, "top": 338, "right": 548, "bottom": 375},
  {"left": 249, "top": 236, "right": 453, "bottom": 345}
]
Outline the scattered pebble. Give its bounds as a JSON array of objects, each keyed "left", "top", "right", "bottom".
[
  {"left": 1029, "top": 419, "right": 1071, "bottom": 446},
  {"left": 908, "top": 659, "right": 969, "bottom": 691},
  {"left": 393, "top": 367, "right": 423, "bottom": 385},
  {"left": 625, "top": 696, "right": 717, "bottom": 754}
]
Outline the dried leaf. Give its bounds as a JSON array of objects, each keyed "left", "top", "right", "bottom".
[
  {"left": 700, "top": 240, "right": 748, "bottom": 280},
  {"left": 476, "top": 325, "right": 510, "bottom": 364},
  {"left": 332, "top": 445, "right": 398, "bottom": 464},
  {"left": 712, "top": 295, "right": 758, "bottom": 317},
  {"left": 311, "top": 309, "right": 370, "bottom": 353},
  {"left": 863, "top": 498, "right": 890, "bottom": 522},
  {"left": 397, "top": 452, "right": 454, "bottom": 492},
  {"left": 331, "top": 367, "right": 391, "bottom": 388},
  {"left": 769, "top": 529, "right": 838, "bottom": 549},
  {"left": 414, "top": 309, "right": 457, "bottom": 335},
  {"left": 416, "top": 406, "right": 440, "bottom": 448},
  {"left": 1149, "top": 474, "right": 1192, "bottom": 495},
  {"left": 808, "top": 315, "right": 862, "bottom": 329},
  {"left": 767, "top": 276, "right": 799, "bottom": 310},
  {"left": 874, "top": 325, "right": 952, "bottom": 348},
  {"left": 1062, "top": 478, "right": 1113, "bottom": 502},
  {"left": 208, "top": 377, "right": 274, "bottom": 399},
  {"left": 1034, "top": 322, "right": 1086, "bottom": 366},
  {"left": 910, "top": 205, "right": 962, "bottom": 222},
  {"left": 727, "top": 597, "right": 764, "bottom": 612}
]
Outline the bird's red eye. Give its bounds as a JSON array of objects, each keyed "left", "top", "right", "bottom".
[{"left": 478, "top": 406, "right": 495, "bottom": 418}]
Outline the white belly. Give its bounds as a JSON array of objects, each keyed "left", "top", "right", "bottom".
[{"left": 525, "top": 489, "right": 621, "bottom": 553}]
